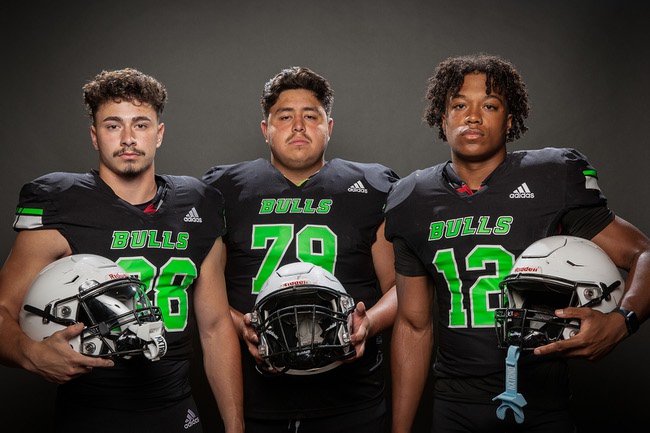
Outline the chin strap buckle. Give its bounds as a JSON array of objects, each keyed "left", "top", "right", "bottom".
[{"left": 493, "top": 345, "right": 527, "bottom": 424}]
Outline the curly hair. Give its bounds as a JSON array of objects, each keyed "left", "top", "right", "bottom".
[
  {"left": 261, "top": 66, "right": 334, "bottom": 119},
  {"left": 424, "top": 53, "right": 529, "bottom": 143},
  {"left": 82, "top": 68, "right": 168, "bottom": 121}
]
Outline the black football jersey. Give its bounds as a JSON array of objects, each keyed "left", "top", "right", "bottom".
[
  {"left": 13, "top": 170, "right": 226, "bottom": 410},
  {"left": 203, "top": 158, "right": 398, "bottom": 419},
  {"left": 385, "top": 148, "right": 611, "bottom": 405}
]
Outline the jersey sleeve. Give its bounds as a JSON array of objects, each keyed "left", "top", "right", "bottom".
[
  {"left": 363, "top": 163, "right": 400, "bottom": 193},
  {"left": 202, "top": 164, "right": 235, "bottom": 186},
  {"left": 13, "top": 173, "right": 70, "bottom": 231},
  {"left": 562, "top": 148, "right": 608, "bottom": 208},
  {"left": 384, "top": 173, "right": 418, "bottom": 242},
  {"left": 559, "top": 148, "right": 613, "bottom": 237},
  {"left": 393, "top": 236, "right": 429, "bottom": 276}
]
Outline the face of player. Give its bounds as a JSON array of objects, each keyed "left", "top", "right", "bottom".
[
  {"left": 261, "top": 89, "right": 333, "bottom": 182},
  {"left": 442, "top": 72, "right": 512, "bottom": 165},
  {"left": 90, "top": 100, "right": 164, "bottom": 179}
]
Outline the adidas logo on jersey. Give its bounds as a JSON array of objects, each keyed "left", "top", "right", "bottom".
[
  {"left": 347, "top": 181, "right": 368, "bottom": 193},
  {"left": 183, "top": 207, "right": 203, "bottom": 223},
  {"left": 184, "top": 409, "right": 200, "bottom": 429},
  {"left": 509, "top": 182, "right": 535, "bottom": 199}
]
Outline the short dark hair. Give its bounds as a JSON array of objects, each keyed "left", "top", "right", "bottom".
[
  {"left": 260, "top": 66, "right": 334, "bottom": 119},
  {"left": 83, "top": 68, "right": 168, "bottom": 121},
  {"left": 424, "top": 53, "right": 530, "bottom": 143}
]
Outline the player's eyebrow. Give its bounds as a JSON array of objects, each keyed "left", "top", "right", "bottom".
[
  {"left": 101, "top": 115, "right": 153, "bottom": 123},
  {"left": 274, "top": 106, "right": 319, "bottom": 114}
]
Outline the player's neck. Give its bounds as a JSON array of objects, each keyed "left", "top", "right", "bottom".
[
  {"left": 450, "top": 158, "right": 502, "bottom": 191},
  {"left": 273, "top": 160, "right": 325, "bottom": 186},
  {"left": 98, "top": 166, "right": 158, "bottom": 205}
]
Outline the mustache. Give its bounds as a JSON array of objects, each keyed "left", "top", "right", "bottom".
[
  {"left": 114, "top": 148, "right": 145, "bottom": 157},
  {"left": 286, "top": 132, "right": 310, "bottom": 143}
]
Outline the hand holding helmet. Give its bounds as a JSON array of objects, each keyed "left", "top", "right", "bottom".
[{"left": 495, "top": 236, "right": 624, "bottom": 351}]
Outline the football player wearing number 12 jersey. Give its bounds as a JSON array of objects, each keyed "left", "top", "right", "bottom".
[{"left": 386, "top": 53, "right": 650, "bottom": 433}]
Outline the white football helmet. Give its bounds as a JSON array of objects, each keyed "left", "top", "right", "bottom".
[
  {"left": 250, "top": 262, "right": 356, "bottom": 375},
  {"left": 495, "top": 236, "right": 624, "bottom": 350},
  {"left": 19, "top": 254, "right": 167, "bottom": 361}
]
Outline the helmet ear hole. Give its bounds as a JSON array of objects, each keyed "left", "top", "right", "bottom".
[
  {"left": 19, "top": 254, "right": 167, "bottom": 361},
  {"left": 495, "top": 236, "right": 625, "bottom": 350},
  {"left": 251, "top": 262, "right": 356, "bottom": 375}
]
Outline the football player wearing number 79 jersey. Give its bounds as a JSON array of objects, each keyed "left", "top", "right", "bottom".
[
  {"left": 203, "top": 66, "right": 399, "bottom": 433},
  {"left": 0, "top": 68, "right": 243, "bottom": 433}
]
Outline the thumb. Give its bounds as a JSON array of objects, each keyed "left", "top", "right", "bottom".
[
  {"left": 355, "top": 301, "right": 367, "bottom": 316},
  {"left": 60, "top": 322, "right": 85, "bottom": 339}
]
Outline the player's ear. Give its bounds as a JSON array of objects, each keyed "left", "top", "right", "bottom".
[
  {"left": 261, "top": 120, "right": 269, "bottom": 143},
  {"left": 90, "top": 125, "right": 99, "bottom": 151},
  {"left": 156, "top": 123, "right": 165, "bottom": 148}
]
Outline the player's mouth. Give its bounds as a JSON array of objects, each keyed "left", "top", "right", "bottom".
[
  {"left": 115, "top": 150, "right": 144, "bottom": 158},
  {"left": 461, "top": 128, "right": 484, "bottom": 139},
  {"left": 288, "top": 136, "right": 310, "bottom": 146}
]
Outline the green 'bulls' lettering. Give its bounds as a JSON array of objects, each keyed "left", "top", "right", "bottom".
[
  {"left": 112, "top": 230, "right": 189, "bottom": 250},
  {"left": 259, "top": 198, "right": 332, "bottom": 214},
  {"left": 428, "top": 216, "right": 513, "bottom": 240}
]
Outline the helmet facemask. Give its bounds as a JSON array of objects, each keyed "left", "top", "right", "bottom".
[
  {"left": 250, "top": 263, "right": 356, "bottom": 375},
  {"left": 75, "top": 278, "right": 166, "bottom": 360}
]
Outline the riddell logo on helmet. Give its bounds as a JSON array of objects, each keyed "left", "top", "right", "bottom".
[
  {"left": 108, "top": 272, "right": 129, "bottom": 279},
  {"left": 280, "top": 280, "right": 309, "bottom": 288},
  {"left": 514, "top": 266, "right": 540, "bottom": 273}
]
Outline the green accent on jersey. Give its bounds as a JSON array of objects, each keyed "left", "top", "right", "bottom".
[
  {"left": 116, "top": 256, "right": 196, "bottom": 331},
  {"left": 15, "top": 207, "right": 43, "bottom": 216},
  {"left": 583, "top": 169, "right": 598, "bottom": 178},
  {"left": 433, "top": 246, "right": 515, "bottom": 328},
  {"left": 428, "top": 216, "right": 513, "bottom": 240},
  {"left": 111, "top": 230, "right": 190, "bottom": 250},
  {"left": 251, "top": 224, "right": 338, "bottom": 293},
  {"left": 258, "top": 198, "right": 332, "bottom": 215}
]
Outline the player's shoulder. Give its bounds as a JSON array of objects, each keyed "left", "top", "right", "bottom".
[
  {"left": 385, "top": 165, "right": 442, "bottom": 212},
  {"left": 25, "top": 171, "right": 94, "bottom": 193},
  {"left": 162, "top": 174, "right": 223, "bottom": 200},
  {"left": 202, "top": 159, "right": 267, "bottom": 185},
  {"left": 512, "top": 147, "right": 592, "bottom": 167},
  {"left": 329, "top": 158, "right": 399, "bottom": 193}
]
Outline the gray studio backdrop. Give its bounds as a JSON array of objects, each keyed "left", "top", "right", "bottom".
[{"left": 1, "top": 1, "right": 648, "bottom": 432}]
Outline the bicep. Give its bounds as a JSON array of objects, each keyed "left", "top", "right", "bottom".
[
  {"left": 193, "top": 238, "right": 231, "bottom": 333},
  {"left": 372, "top": 221, "right": 396, "bottom": 293},
  {"left": 0, "top": 230, "right": 70, "bottom": 317},
  {"left": 395, "top": 273, "right": 434, "bottom": 329},
  {"left": 592, "top": 216, "right": 650, "bottom": 271}
]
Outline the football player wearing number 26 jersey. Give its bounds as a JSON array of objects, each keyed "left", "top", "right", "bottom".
[{"left": 0, "top": 68, "right": 244, "bottom": 433}]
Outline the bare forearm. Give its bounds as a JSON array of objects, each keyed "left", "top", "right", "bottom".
[
  {"left": 390, "top": 317, "right": 433, "bottom": 433},
  {"left": 620, "top": 249, "right": 650, "bottom": 324},
  {"left": 366, "top": 286, "right": 397, "bottom": 337},
  {"left": 202, "top": 326, "right": 244, "bottom": 433},
  {"left": 0, "top": 305, "right": 37, "bottom": 370}
]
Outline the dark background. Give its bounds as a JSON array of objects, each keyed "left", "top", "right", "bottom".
[{"left": 1, "top": 1, "right": 648, "bottom": 432}]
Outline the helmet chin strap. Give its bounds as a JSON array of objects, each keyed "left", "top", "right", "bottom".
[
  {"left": 23, "top": 304, "right": 77, "bottom": 327},
  {"left": 582, "top": 280, "right": 621, "bottom": 308},
  {"left": 493, "top": 345, "right": 527, "bottom": 424}
]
